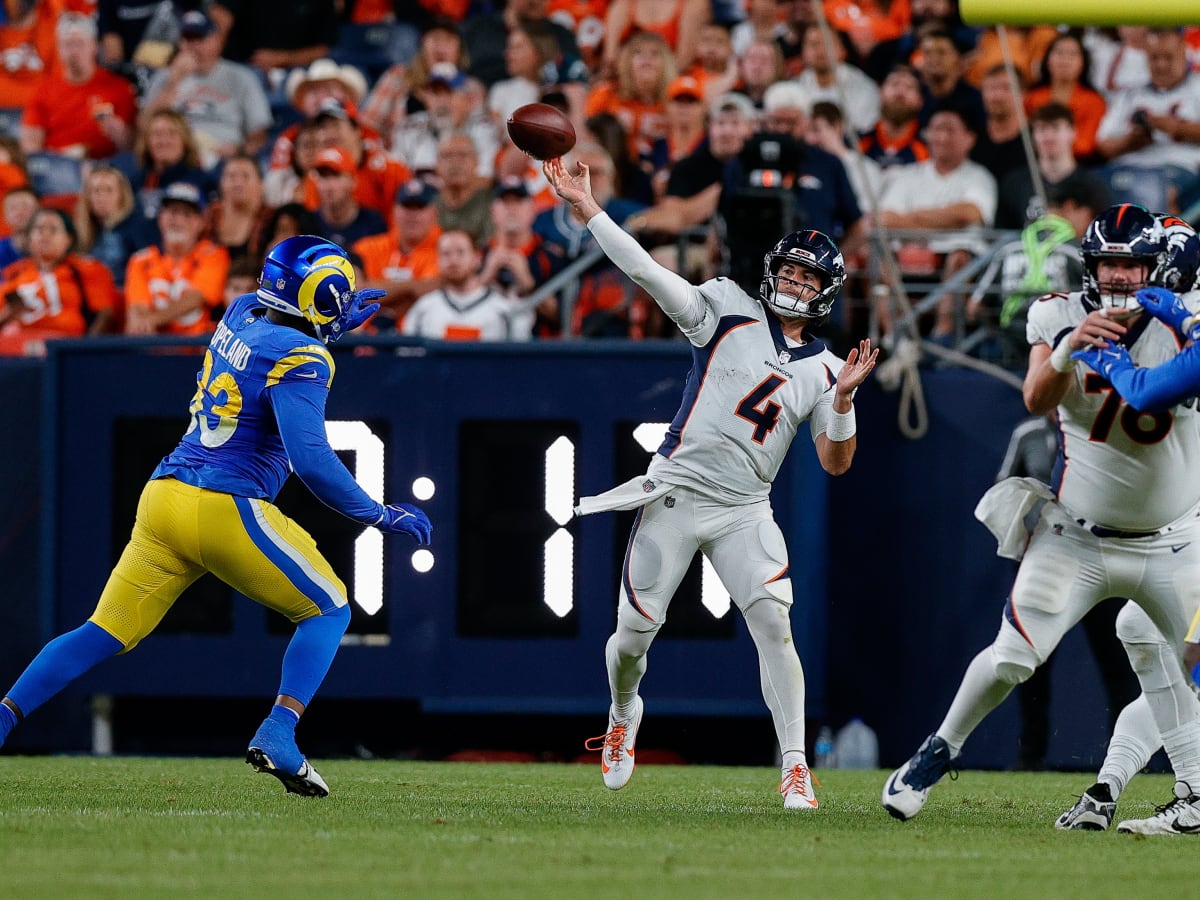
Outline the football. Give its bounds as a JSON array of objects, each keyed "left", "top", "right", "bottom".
[{"left": 506, "top": 103, "right": 576, "bottom": 160}]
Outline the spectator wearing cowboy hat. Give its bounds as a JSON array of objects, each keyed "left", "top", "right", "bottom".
[{"left": 267, "top": 58, "right": 375, "bottom": 172}]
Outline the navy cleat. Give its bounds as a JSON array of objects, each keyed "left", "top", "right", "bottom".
[
  {"left": 246, "top": 716, "right": 329, "bottom": 798},
  {"left": 1055, "top": 782, "right": 1116, "bottom": 831},
  {"left": 882, "top": 733, "right": 957, "bottom": 821}
]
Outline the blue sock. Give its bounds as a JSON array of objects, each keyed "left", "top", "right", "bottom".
[
  {"left": 276, "top": 605, "right": 350, "bottom": 708},
  {"left": 268, "top": 704, "right": 300, "bottom": 729},
  {"left": 8, "top": 622, "right": 124, "bottom": 718},
  {"left": 0, "top": 702, "right": 16, "bottom": 746}
]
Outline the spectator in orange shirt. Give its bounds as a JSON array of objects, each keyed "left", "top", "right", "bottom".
[
  {"left": 0, "top": 0, "right": 63, "bottom": 111},
  {"left": 1024, "top": 31, "right": 1107, "bottom": 164},
  {"left": 603, "top": 0, "right": 709, "bottom": 73},
  {"left": 684, "top": 22, "right": 737, "bottom": 103},
  {"left": 306, "top": 99, "right": 411, "bottom": 227},
  {"left": 586, "top": 31, "right": 673, "bottom": 159},
  {"left": 825, "top": 0, "right": 911, "bottom": 61},
  {"left": 353, "top": 178, "right": 443, "bottom": 324},
  {"left": 125, "top": 182, "right": 230, "bottom": 336},
  {"left": 642, "top": 75, "right": 708, "bottom": 200},
  {"left": 0, "top": 207, "right": 118, "bottom": 356},
  {"left": 21, "top": 12, "right": 137, "bottom": 161}
]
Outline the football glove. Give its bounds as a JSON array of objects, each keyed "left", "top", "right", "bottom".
[
  {"left": 1136, "top": 287, "right": 1200, "bottom": 341},
  {"left": 374, "top": 502, "right": 432, "bottom": 544},
  {"left": 327, "top": 289, "right": 385, "bottom": 344},
  {"left": 1071, "top": 341, "right": 1133, "bottom": 382}
]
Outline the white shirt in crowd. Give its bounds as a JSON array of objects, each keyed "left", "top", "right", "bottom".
[{"left": 402, "top": 286, "right": 534, "bottom": 341}]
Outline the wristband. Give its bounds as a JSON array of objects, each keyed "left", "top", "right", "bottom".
[
  {"left": 825, "top": 407, "right": 856, "bottom": 442},
  {"left": 1049, "top": 338, "right": 1077, "bottom": 373}
]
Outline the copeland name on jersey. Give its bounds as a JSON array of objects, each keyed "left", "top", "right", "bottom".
[
  {"left": 647, "top": 276, "right": 844, "bottom": 502},
  {"left": 154, "top": 293, "right": 349, "bottom": 504},
  {"left": 1028, "top": 290, "right": 1200, "bottom": 532}
]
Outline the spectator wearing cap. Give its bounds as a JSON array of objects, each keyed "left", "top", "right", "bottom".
[
  {"left": 860, "top": 64, "right": 929, "bottom": 170},
  {"left": 795, "top": 24, "right": 881, "bottom": 135},
  {"left": 403, "top": 229, "right": 534, "bottom": 341},
  {"left": 642, "top": 75, "right": 708, "bottom": 199},
  {"left": 309, "top": 146, "right": 387, "bottom": 249},
  {"left": 125, "top": 181, "right": 230, "bottom": 336},
  {"left": 462, "top": 0, "right": 581, "bottom": 88},
  {"left": 585, "top": 32, "right": 673, "bottom": 160},
  {"left": 874, "top": 102, "right": 998, "bottom": 342},
  {"left": 0, "top": 207, "right": 119, "bottom": 356},
  {"left": 480, "top": 176, "right": 555, "bottom": 304},
  {"left": 392, "top": 63, "right": 499, "bottom": 179},
  {"left": 359, "top": 18, "right": 468, "bottom": 145},
  {"left": 21, "top": 12, "right": 137, "bottom": 161},
  {"left": 352, "top": 179, "right": 443, "bottom": 323},
  {"left": 0, "top": 0, "right": 61, "bottom": 110},
  {"left": 210, "top": 0, "right": 339, "bottom": 72},
  {"left": 266, "top": 58, "right": 374, "bottom": 174},
  {"left": 308, "top": 98, "right": 412, "bottom": 227},
  {"left": 434, "top": 134, "right": 495, "bottom": 245},
  {"left": 141, "top": 10, "right": 272, "bottom": 164}
]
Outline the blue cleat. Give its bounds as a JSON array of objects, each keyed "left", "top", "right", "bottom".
[
  {"left": 246, "top": 715, "right": 329, "bottom": 797},
  {"left": 0, "top": 702, "right": 17, "bottom": 749},
  {"left": 882, "top": 733, "right": 957, "bottom": 821}
]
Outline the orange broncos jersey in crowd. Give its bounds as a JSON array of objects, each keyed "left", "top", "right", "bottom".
[
  {"left": 354, "top": 226, "right": 442, "bottom": 283},
  {"left": 125, "top": 240, "right": 230, "bottom": 336},
  {"left": 0, "top": 255, "right": 116, "bottom": 336}
]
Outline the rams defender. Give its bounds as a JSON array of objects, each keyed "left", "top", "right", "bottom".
[
  {"left": 0, "top": 236, "right": 432, "bottom": 797},
  {"left": 544, "top": 156, "right": 878, "bottom": 810}
]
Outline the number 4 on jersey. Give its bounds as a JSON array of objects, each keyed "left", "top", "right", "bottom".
[{"left": 735, "top": 375, "right": 785, "bottom": 443}]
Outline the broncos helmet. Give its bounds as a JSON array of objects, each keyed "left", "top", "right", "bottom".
[
  {"left": 760, "top": 229, "right": 845, "bottom": 320},
  {"left": 257, "top": 235, "right": 360, "bottom": 342},
  {"left": 1152, "top": 213, "right": 1200, "bottom": 292},
  {"left": 1080, "top": 204, "right": 1165, "bottom": 311}
]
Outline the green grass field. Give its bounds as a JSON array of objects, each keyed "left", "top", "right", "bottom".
[{"left": 0, "top": 757, "right": 1192, "bottom": 899}]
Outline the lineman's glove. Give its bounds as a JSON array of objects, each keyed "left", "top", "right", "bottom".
[
  {"left": 327, "top": 289, "right": 386, "bottom": 344},
  {"left": 1136, "top": 287, "right": 1200, "bottom": 341},
  {"left": 1071, "top": 341, "right": 1133, "bottom": 382},
  {"left": 374, "top": 503, "right": 432, "bottom": 544}
]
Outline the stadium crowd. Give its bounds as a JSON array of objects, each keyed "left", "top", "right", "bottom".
[{"left": 1, "top": 0, "right": 1199, "bottom": 353}]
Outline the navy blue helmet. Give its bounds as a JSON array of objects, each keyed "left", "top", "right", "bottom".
[{"left": 759, "top": 229, "right": 845, "bottom": 320}]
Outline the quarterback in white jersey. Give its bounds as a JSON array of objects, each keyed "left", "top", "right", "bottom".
[
  {"left": 883, "top": 204, "right": 1200, "bottom": 834},
  {"left": 544, "top": 157, "right": 878, "bottom": 811}
]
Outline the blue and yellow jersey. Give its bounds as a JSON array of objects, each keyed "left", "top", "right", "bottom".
[{"left": 152, "top": 294, "right": 381, "bottom": 524}]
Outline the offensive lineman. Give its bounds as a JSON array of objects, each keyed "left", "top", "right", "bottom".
[
  {"left": 883, "top": 204, "right": 1200, "bottom": 833},
  {"left": 0, "top": 236, "right": 432, "bottom": 797},
  {"left": 1054, "top": 215, "right": 1200, "bottom": 834},
  {"left": 543, "top": 156, "right": 878, "bottom": 809}
]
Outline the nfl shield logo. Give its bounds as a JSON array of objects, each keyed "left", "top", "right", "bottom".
[
  {"left": 642, "top": 479, "right": 655, "bottom": 492},
  {"left": 664, "top": 496, "right": 676, "bottom": 508},
  {"left": 779, "top": 350, "right": 791, "bottom": 364},
  {"left": 276, "top": 278, "right": 286, "bottom": 289}
]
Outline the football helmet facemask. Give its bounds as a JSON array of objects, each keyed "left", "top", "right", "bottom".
[
  {"left": 1081, "top": 204, "right": 1164, "bottom": 311},
  {"left": 759, "top": 229, "right": 845, "bottom": 320}
]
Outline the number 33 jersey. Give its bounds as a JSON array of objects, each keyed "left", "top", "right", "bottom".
[
  {"left": 152, "top": 293, "right": 336, "bottom": 501},
  {"left": 1027, "top": 290, "right": 1200, "bottom": 531},
  {"left": 648, "top": 277, "right": 846, "bottom": 504}
]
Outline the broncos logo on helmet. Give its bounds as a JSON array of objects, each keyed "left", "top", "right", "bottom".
[
  {"left": 1080, "top": 204, "right": 1165, "bottom": 311},
  {"left": 257, "top": 235, "right": 371, "bottom": 343},
  {"left": 759, "top": 229, "right": 845, "bottom": 321},
  {"left": 1152, "top": 213, "right": 1200, "bottom": 293}
]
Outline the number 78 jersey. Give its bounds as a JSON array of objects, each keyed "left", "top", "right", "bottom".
[
  {"left": 649, "top": 278, "right": 845, "bottom": 503},
  {"left": 1027, "top": 290, "right": 1200, "bottom": 531}
]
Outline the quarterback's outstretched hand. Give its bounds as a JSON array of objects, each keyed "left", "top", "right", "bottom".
[
  {"left": 1136, "top": 287, "right": 1199, "bottom": 340},
  {"left": 374, "top": 503, "right": 432, "bottom": 544},
  {"left": 835, "top": 339, "right": 880, "bottom": 398},
  {"left": 328, "top": 289, "right": 386, "bottom": 343},
  {"left": 1071, "top": 340, "right": 1133, "bottom": 381},
  {"left": 543, "top": 157, "right": 601, "bottom": 223}
]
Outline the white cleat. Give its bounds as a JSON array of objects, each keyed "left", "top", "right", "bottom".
[
  {"left": 1117, "top": 781, "right": 1200, "bottom": 835},
  {"left": 882, "top": 733, "right": 957, "bottom": 821},
  {"left": 780, "top": 763, "right": 819, "bottom": 810},
  {"left": 585, "top": 697, "right": 643, "bottom": 790}
]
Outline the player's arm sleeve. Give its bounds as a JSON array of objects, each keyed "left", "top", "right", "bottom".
[
  {"left": 267, "top": 380, "right": 385, "bottom": 525},
  {"left": 1107, "top": 347, "right": 1200, "bottom": 413},
  {"left": 586, "top": 211, "right": 712, "bottom": 342}
]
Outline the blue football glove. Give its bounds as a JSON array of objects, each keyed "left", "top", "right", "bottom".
[
  {"left": 327, "top": 289, "right": 385, "bottom": 344},
  {"left": 374, "top": 502, "right": 432, "bottom": 544},
  {"left": 1136, "top": 287, "right": 1200, "bottom": 340},
  {"left": 1071, "top": 340, "right": 1134, "bottom": 381}
]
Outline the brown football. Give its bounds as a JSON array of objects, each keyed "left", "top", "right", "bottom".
[{"left": 506, "top": 103, "right": 576, "bottom": 161}]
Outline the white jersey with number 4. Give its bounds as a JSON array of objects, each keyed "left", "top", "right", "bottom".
[
  {"left": 1027, "top": 289, "right": 1200, "bottom": 531},
  {"left": 642, "top": 276, "right": 846, "bottom": 504}
]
